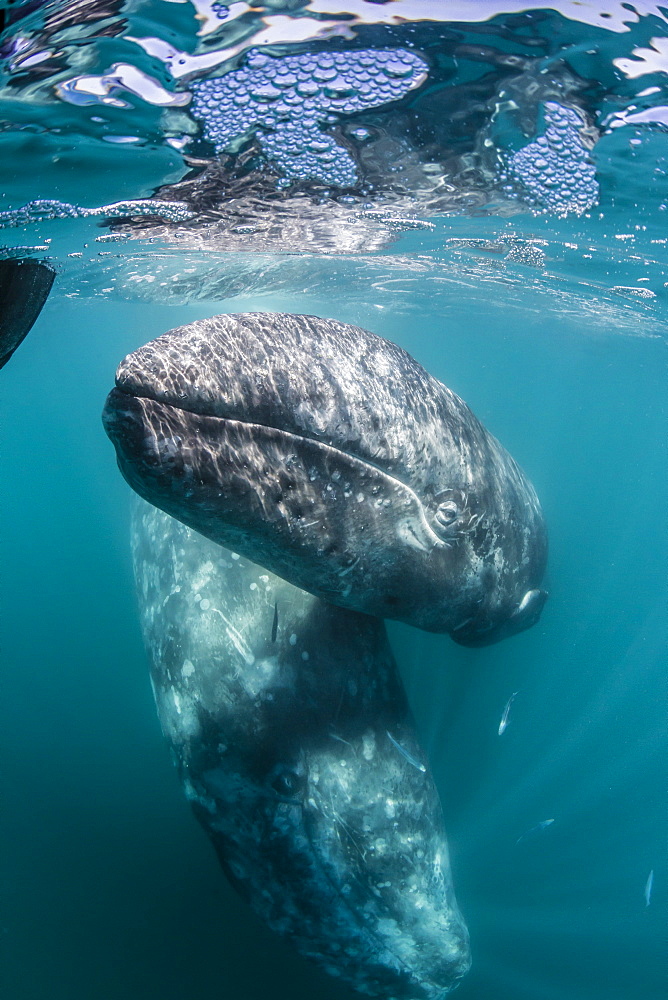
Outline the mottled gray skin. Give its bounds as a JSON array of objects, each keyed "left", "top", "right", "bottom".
[
  {"left": 132, "top": 499, "right": 470, "bottom": 999},
  {"left": 105, "top": 312, "right": 547, "bottom": 644}
]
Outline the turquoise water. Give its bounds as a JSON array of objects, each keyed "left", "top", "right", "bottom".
[{"left": 1, "top": 3, "right": 666, "bottom": 999}]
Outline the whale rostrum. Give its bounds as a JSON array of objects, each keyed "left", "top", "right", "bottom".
[
  {"left": 105, "top": 312, "right": 547, "bottom": 644},
  {"left": 132, "top": 499, "right": 471, "bottom": 999}
]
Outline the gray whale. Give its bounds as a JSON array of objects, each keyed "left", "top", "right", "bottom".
[
  {"left": 105, "top": 312, "right": 547, "bottom": 644},
  {"left": 132, "top": 499, "right": 470, "bottom": 998}
]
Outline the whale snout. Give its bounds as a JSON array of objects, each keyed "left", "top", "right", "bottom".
[
  {"left": 450, "top": 588, "right": 548, "bottom": 647},
  {"left": 103, "top": 387, "right": 190, "bottom": 489},
  {"left": 102, "top": 387, "right": 144, "bottom": 455}
]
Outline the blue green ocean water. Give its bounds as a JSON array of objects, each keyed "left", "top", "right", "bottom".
[{"left": 1, "top": 3, "right": 667, "bottom": 999}]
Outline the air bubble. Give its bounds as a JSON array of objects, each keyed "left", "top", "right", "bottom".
[
  {"left": 384, "top": 60, "right": 414, "bottom": 79},
  {"left": 189, "top": 47, "right": 427, "bottom": 187},
  {"left": 507, "top": 101, "right": 598, "bottom": 216},
  {"left": 251, "top": 83, "right": 281, "bottom": 101},
  {"left": 314, "top": 65, "right": 338, "bottom": 82},
  {"left": 297, "top": 80, "right": 320, "bottom": 97}
]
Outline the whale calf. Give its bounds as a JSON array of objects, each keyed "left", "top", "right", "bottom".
[
  {"left": 132, "top": 499, "right": 470, "bottom": 998},
  {"left": 104, "top": 312, "right": 547, "bottom": 644},
  {"left": 0, "top": 259, "right": 55, "bottom": 369}
]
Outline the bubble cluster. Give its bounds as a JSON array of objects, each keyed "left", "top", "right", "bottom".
[
  {"left": 0, "top": 198, "right": 194, "bottom": 229},
  {"left": 504, "top": 242, "right": 546, "bottom": 268},
  {"left": 190, "top": 48, "right": 428, "bottom": 187},
  {"left": 507, "top": 102, "right": 598, "bottom": 216}
]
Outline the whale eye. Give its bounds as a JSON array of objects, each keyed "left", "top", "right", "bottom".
[
  {"left": 435, "top": 499, "right": 459, "bottom": 527},
  {"left": 270, "top": 767, "right": 303, "bottom": 798}
]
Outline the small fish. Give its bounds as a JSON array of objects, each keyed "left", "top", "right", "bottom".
[
  {"left": 271, "top": 601, "right": 278, "bottom": 643},
  {"left": 386, "top": 731, "right": 426, "bottom": 772},
  {"left": 645, "top": 870, "right": 654, "bottom": 907},
  {"left": 516, "top": 818, "right": 554, "bottom": 845},
  {"left": 498, "top": 691, "right": 518, "bottom": 735}
]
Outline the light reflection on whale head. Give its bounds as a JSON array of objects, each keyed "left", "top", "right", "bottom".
[{"left": 104, "top": 312, "right": 547, "bottom": 644}]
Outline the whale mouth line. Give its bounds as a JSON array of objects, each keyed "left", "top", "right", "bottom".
[
  {"left": 109, "top": 385, "right": 449, "bottom": 550},
  {"left": 113, "top": 379, "right": 393, "bottom": 471}
]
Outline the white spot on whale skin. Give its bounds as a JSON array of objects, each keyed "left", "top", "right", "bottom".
[
  {"left": 362, "top": 731, "right": 376, "bottom": 761},
  {"left": 242, "top": 655, "right": 279, "bottom": 697},
  {"left": 199, "top": 598, "right": 210, "bottom": 610},
  {"left": 289, "top": 633, "right": 297, "bottom": 645},
  {"left": 182, "top": 659, "right": 195, "bottom": 679}
]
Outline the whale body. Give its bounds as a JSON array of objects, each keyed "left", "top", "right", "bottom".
[
  {"left": 105, "top": 312, "right": 547, "bottom": 644},
  {"left": 132, "top": 499, "right": 471, "bottom": 998}
]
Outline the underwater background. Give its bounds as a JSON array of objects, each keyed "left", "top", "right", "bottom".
[{"left": 1, "top": 3, "right": 666, "bottom": 999}]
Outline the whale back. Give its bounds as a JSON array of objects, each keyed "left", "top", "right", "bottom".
[{"left": 132, "top": 499, "right": 471, "bottom": 998}]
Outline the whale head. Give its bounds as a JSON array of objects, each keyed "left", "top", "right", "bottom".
[{"left": 104, "top": 312, "right": 547, "bottom": 643}]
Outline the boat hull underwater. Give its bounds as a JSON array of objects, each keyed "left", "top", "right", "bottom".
[{"left": 0, "top": 259, "right": 55, "bottom": 369}]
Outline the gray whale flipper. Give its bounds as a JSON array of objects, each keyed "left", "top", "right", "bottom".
[
  {"left": 105, "top": 312, "right": 547, "bottom": 644},
  {"left": 0, "top": 259, "right": 55, "bottom": 369},
  {"left": 132, "top": 499, "right": 470, "bottom": 998}
]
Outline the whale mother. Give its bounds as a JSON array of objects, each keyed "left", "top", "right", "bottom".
[{"left": 104, "top": 312, "right": 547, "bottom": 644}]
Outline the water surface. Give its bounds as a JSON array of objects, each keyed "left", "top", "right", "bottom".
[{"left": 1, "top": 3, "right": 666, "bottom": 999}]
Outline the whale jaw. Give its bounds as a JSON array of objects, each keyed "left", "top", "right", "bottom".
[{"left": 451, "top": 587, "right": 548, "bottom": 646}]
